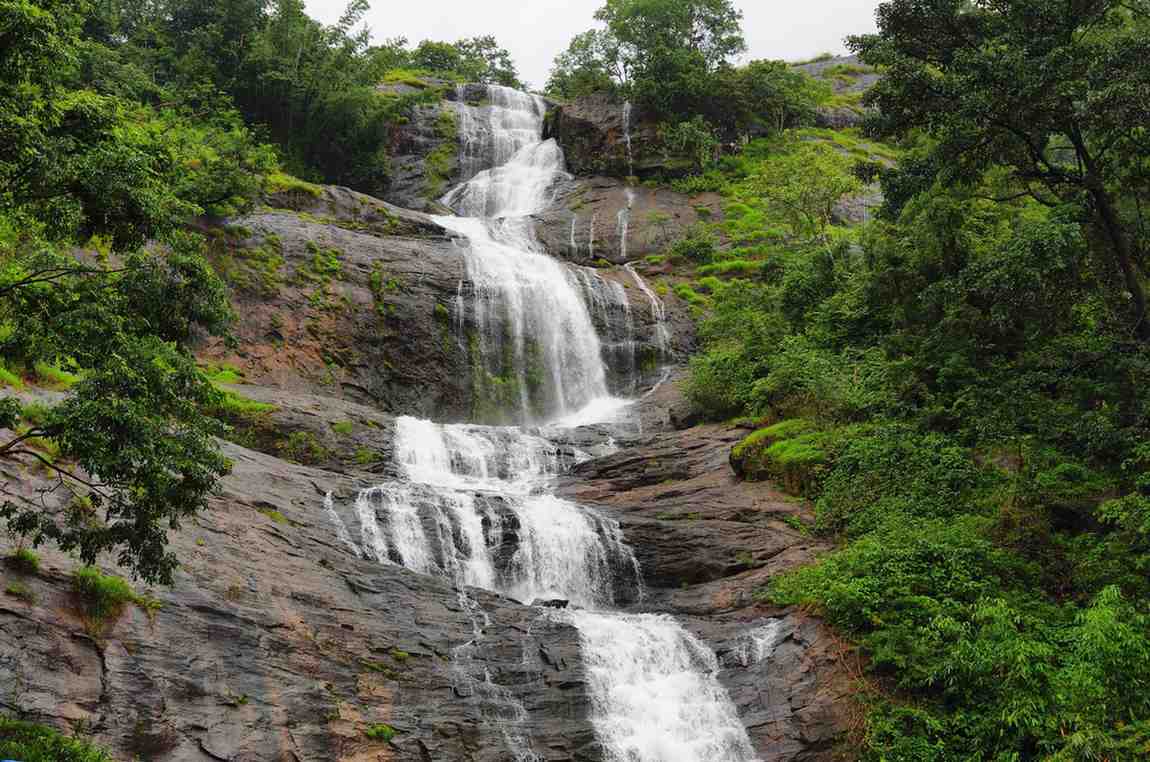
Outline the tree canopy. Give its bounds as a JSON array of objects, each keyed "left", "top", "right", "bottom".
[{"left": 851, "top": 0, "right": 1150, "bottom": 340}]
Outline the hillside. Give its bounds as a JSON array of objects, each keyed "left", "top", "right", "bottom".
[{"left": 3, "top": 1, "right": 1150, "bottom": 761}]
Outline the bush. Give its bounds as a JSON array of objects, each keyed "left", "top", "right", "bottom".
[
  {"left": 364, "top": 723, "right": 397, "bottom": 741},
  {"left": 731, "top": 419, "right": 834, "bottom": 496},
  {"left": 667, "top": 225, "right": 718, "bottom": 264},
  {"left": 814, "top": 427, "right": 991, "bottom": 536},
  {"left": 72, "top": 566, "right": 157, "bottom": 634},
  {"left": 0, "top": 717, "right": 113, "bottom": 762},
  {"left": 7, "top": 547, "right": 40, "bottom": 574}
]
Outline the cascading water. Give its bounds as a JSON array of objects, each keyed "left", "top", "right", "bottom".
[
  {"left": 325, "top": 84, "right": 755, "bottom": 761},
  {"left": 622, "top": 101, "right": 635, "bottom": 178},
  {"left": 572, "top": 612, "right": 758, "bottom": 762}
]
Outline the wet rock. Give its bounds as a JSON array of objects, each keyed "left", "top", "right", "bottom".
[
  {"left": 198, "top": 201, "right": 475, "bottom": 421},
  {"left": 556, "top": 416, "right": 853, "bottom": 759},
  {"left": 535, "top": 599, "right": 569, "bottom": 609},
  {"left": 532, "top": 176, "right": 721, "bottom": 266},
  {"left": 0, "top": 441, "right": 597, "bottom": 762},
  {"left": 545, "top": 94, "right": 687, "bottom": 180}
]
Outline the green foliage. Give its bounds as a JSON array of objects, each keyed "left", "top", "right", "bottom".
[
  {"left": 853, "top": 0, "right": 1150, "bottom": 339},
  {"left": 1, "top": 244, "right": 234, "bottom": 584},
  {"left": 364, "top": 723, "right": 397, "bottom": 742},
  {"left": 277, "top": 431, "right": 329, "bottom": 465},
  {"left": 0, "top": 362, "right": 22, "bottom": 389},
  {"left": 72, "top": 565, "right": 158, "bottom": 631},
  {"left": 410, "top": 36, "right": 522, "bottom": 88},
  {"left": 730, "top": 419, "right": 833, "bottom": 496},
  {"left": 4, "top": 580, "right": 34, "bottom": 602},
  {"left": 331, "top": 420, "right": 354, "bottom": 435},
  {"left": 7, "top": 546, "right": 40, "bottom": 574},
  {"left": 32, "top": 360, "right": 80, "bottom": 389},
  {"left": 549, "top": 0, "right": 824, "bottom": 144},
  {"left": 680, "top": 9, "right": 1150, "bottom": 752},
  {"left": 0, "top": 716, "right": 113, "bottom": 762}
]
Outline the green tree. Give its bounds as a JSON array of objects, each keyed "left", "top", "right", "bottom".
[
  {"left": 0, "top": 0, "right": 238, "bottom": 584},
  {"left": 852, "top": 0, "right": 1150, "bottom": 340},
  {"left": 0, "top": 245, "right": 234, "bottom": 584},
  {"left": 595, "top": 0, "right": 745, "bottom": 119},
  {"left": 546, "top": 29, "right": 624, "bottom": 98},
  {"left": 750, "top": 141, "right": 862, "bottom": 251}
]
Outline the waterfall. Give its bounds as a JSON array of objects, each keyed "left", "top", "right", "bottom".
[
  {"left": 439, "top": 84, "right": 636, "bottom": 421},
  {"left": 622, "top": 101, "right": 635, "bottom": 177},
  {"left": 569, "top": 612, "right": 758, "bottom": 762},
  {"left": 322, "top": 84, "right": 754, "bottom": 761},
  {"left": 625, "top": 263, "right": 670, "bottom": 358},
  {"left": 348, "top": 417, "right": 640, "bottom": 608},
  {"left": 616, "top": 187, "right": 633, "bottom": 262}
]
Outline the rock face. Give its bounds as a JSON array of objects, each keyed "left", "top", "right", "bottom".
[
  {"left": 532, "top": 176, "right": 722, "bottom": 266},
  {"left": 0, "top": 442, "right": 598, "bottom": 761},
  {"left": 792, "top": 55, "right": 880, "bottom": 130},
  {"left": 558, "top": 387, "right": 854, "bottom": 759},
  {"left": 0, "top": 82, "right": 855, "bottom": 761},
  {"left": 197, "top": 184, "right": 689, "bottom": 423},
  {"left": 545, "top": 94, "right": 690, "bottom": 180},
  {"left": 198, "top": 185, "right": 475, "bottom": 421},
  {"left": 0, "top": 379, "right": 852, "bottom": 762}
]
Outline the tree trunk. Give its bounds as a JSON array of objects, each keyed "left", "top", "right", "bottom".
[{"left": 1089, "top": 179, "right": 1149, "bottom": 341}]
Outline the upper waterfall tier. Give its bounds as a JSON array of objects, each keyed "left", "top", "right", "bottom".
[
  {"left": 434, "top": 83, "right": 640, "bottom": 423},
  {"left": 446, "top": 85, "right": 569, "bottom": 219}
]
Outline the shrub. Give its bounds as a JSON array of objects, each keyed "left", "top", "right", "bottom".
[
  {"left": 32, "top": 361, "right": 81, "bottom": 389},
  {"left": 0, "top": 362, "right": 23, "bottom": 389},
  {"left": 72, "top": 566, "right": 158, "bottom": 634},
  {"left": 7, "top": 547, "right": 40, "bottom": 574},
  {"left": 667, "top": 225, "right": 718, "bottom": 264},
  {"left": 0, "top": 717, "right": 113, "bottom": 762},
  {"left": 265, "top": 172, "right": 323, "bottom": 199},
  {"left": 331, "top": 420, "right": 354, "bottom": 435},
  {"left": 364, "top": 723, "right": 397, "bottom": 742},
  {"left": 730, "top": 419, "right": 834, "bottom": 496},
  {"left": 277, "top": 431, "right": 329, "bottom": 465},
  {"left": 4, "top": 581, "right": 34, "bottom": 602}
]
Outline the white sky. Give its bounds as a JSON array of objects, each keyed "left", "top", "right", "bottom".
[{"left": 304, "top": 0, "right": 881, "bottom": 89}]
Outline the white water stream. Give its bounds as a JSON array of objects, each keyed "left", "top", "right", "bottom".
[{"left": 328, "top": 84, "right": 754, "bottom": 760}]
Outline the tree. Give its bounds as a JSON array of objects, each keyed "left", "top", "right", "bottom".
[
  {"left": 751, "top": 141, "right": 862, "bottom": 251},
  {"left": 851, "top": 0, "right": 1150, "bottom": 340},
  {"left": 0, "top": 0, "right": 237, "bottom": 583},
  {"left": 453, "top": 35, "right": 522, "bottom": 88},
  {"left": 546, "top": 29, "right": 624, "bottom": 98},
  {"left": 594, "top": 0, "right": 746, "bottom": 119},
  {"left": 411, "top": 36, "right": 523, "bottom": 88},
  {"left": 595, "top": 0, "right": 744, "bottom": 72},
  {"left": 0, "top": 246, "right": 235, "bottom": 584}
]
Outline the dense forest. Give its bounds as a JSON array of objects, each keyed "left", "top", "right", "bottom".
[{"left": 2, "top": 0, "right": 1150, "bottom": 759}]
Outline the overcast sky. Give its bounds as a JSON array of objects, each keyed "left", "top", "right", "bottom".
[{"left": 303, "top": 0, "right": 882, "bottom": 89}]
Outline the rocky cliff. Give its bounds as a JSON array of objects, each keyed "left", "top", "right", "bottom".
[{"left": 0, "top": 83, "right": 855, "bottom": 762}]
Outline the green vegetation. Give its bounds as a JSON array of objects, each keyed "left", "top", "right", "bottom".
[
  {"left": 331, "top": 421, "right": 354, "bottom": 435},
  {"left": 7, "top": 547, "right": 40, "bottom": 574},
  {"left": 4, "top": 581, "right": 34, "bottom": 602},
  {"left": 276, "top": 431, "right": 329, "bottom": 465},
  {"left": 257, "top": 508, "right": 290, "bottom": 526},
  {"left": 547, "top": 0, "right": 828, "bottom": 169},
  {"left": 0, "top": 716, "right": 113, "bottom": 762},
  {"left": 72, "top": 566, "right": 159, "bottom": 634},
  {"left": 364, "top": 723, "right": 397, "bottom": 742},
  {"left": 671, "top": 1, "right": 1150, "bottom": 757}
]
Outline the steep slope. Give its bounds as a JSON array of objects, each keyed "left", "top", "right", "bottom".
[{"left": 0, "top": 83, "right": 854, "bottom": 762}]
